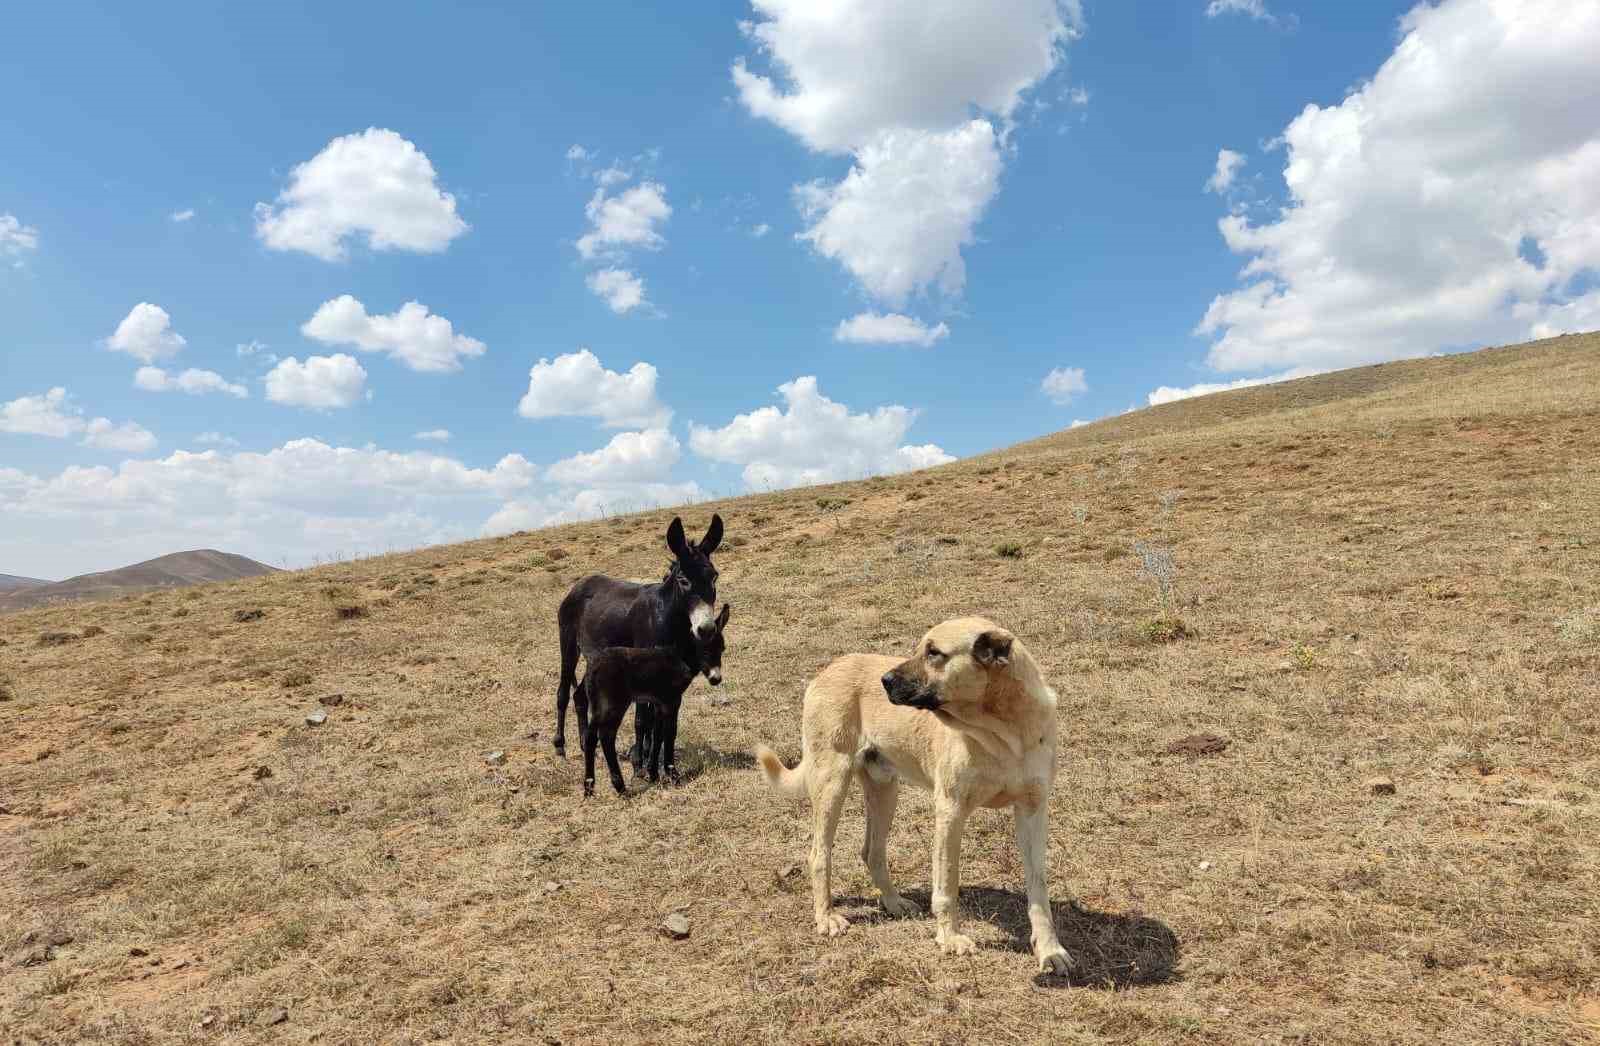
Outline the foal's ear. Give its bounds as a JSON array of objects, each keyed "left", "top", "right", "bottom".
[
  {"left": 666, "top": 516, "right": 690, "bottom": 559},
  {"left": 699, "top": 513, "right": 724, "bottom": 555},
  {"left": 715, "top": 603, "right": 731, "bottom": 630},
  {"left": 972, "top": 629, "right": 1014, "bottom": 668}
]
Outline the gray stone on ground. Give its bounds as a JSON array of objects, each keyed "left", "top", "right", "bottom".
[
  {"left": 305, "top": 709, "right": 327, "bottom": 726},
  {"left": 661, "top": 913, "right": 690, "bottom": 939}
]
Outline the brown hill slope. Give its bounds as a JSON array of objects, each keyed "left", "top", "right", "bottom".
[
  {"left": 2, "top": 333, "right": 1597, "bottom": 1043},
  {"left": 0, "top": 549, "right": 277, "bottom": 612},
  {"left": 0, "top": 574, "right": 50, "bottom": 593}
]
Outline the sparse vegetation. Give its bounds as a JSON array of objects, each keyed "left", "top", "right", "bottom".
[
  {"left": 1, "top": 335, "right": 1598, "bottom": 1043},
  {"left": 815, "top": 496, "right": 852, "bottom": 512},
  {"left": 995, "top": 542, "right": 1024, "bottom": 559}
]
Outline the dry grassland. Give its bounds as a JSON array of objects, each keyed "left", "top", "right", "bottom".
[{"left": 3, "top": 334, "right": 1598, "bottom": 1044}]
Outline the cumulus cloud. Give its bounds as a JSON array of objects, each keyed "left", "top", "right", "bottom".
[
  {"left": 688, "top": 375, "right": 954, "bottom": 489},
  {"left": 517, "top": 349, "right": 671, "bottom": 429},
  {"left": 544, "top": 428, "right": 681, "bottom": 486},
  {"left": 106, "top": 303, "right": 187, "bottom": 363},
  {"left": 134, "top": 366, "right": 248, "bottom": 399},
  {"left": 585, "top": 268, "right": 649, "bottom": 314},
  {"left": 1205, "top": 149, "right": 1246, "bottom": 194},
  {"left": 750, "top": 222, "right": 771, "bottom": 238},
  {"left": 1, "top": 438, "right": 538, "bottom": 577},
  {"left": 1197, "top": 0, "right": 1600, "bottom": 375},
  {"left": 301, "top": 295, "right": 486, "bottom": 373},
  {"left": 1146, "top": 366, "right": 1322, "bottom": 406},
  {"left": 834, "top": 312, "right": 950, "bottom": 347},
  {"left": 254, "top": 128, "right": 468, "bottom": 261},
  {"left": 797, "top": 122, "right": 1003, "bottom": 306},
  {"left": 1041, "top": 366, "right": 1088, "bottom": 404},
  {"left": 264, "top": 354, "right": 368, "bottom": 410},
  {"left": 1, "top": 213, "right": 40, "bottom": 258},
  {"left": 575, "top": 181, "right": 670, "bottom": 261},
  {"left": 566, "top": 144, "right": 591, "bottom": 162},
  {"left": 1, "top": 387, "right": 157, "bottom": 454},
  {"left": 414, "top": 429, "right": 451, "bottom": 442},
  {"left": 170, "top": 208, "right": 196, "bottom": 223},
  {"left": 483, "top": 481, "right": 703, "bottom": 537},
  {"left": 734, "top": 0, "right": 1079, "bottom": 310},
  {"left": 1206, "top": 0, "right": 1277, "bottom": 20},
  {"left": 81, "top": 418, "right": 158, "bottom": 454}
]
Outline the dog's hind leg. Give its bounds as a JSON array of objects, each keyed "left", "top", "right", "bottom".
[
  {"left": 1014, "top": 803, "right": 1072, "bottom": 975},
  {"left": 859, "top": 767, "right": 919, "bottom": 919},
  {"left": 808, "top": 753, "right": 854, "bottom": 937},
  {"left": 931, "top": 796, "right": 976, "bottom": 957}
]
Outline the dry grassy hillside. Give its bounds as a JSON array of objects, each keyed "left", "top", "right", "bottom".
[{"left": 3, "top": 333, "right": 1598, "bottom": 1044}]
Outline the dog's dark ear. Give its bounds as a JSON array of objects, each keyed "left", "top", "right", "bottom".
[
  {"left": 699, "top": 513, "right": 724, "bottom": 555},
  {"left": 666, "top": 516, "right": 690, "bottom": 560},
  {"left": 716, "top": 603, "right": 731, "bottom": 630},
  {"left": 972, "top": 629, "right": 1013, "bottom": 668}
]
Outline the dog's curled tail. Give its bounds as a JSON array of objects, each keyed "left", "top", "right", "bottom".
[{"left": 755, "top": 745, "right": 808, "bottom": 799}]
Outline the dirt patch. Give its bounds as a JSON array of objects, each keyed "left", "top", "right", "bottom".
[{"left": 1163, "top": 733, "right": 1230, "bottom": 757}]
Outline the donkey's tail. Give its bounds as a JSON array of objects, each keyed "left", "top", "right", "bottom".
[{"left": 755, "top": 744, "right": 809, "bottom": 800}]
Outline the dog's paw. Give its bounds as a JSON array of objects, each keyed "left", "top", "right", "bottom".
[
  {"left": 815, "top": 912, "right": 851, "bottom": 937},
  {"left": 1036, "top": 945, "right": 1074, "bottom": 976},
  {"left": 880, "top": 894, "right": 921, "bottom": 919},
  {"left": 936, "top": 930, "right": 978, "bottom": 957}
]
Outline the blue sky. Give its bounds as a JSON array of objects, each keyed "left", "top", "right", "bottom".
[{"left": 4, "top": 0, "right": 1598, "bottom": 578}]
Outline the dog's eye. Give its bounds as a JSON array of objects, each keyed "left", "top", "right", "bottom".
[{"left": 925, "top": 647, "right": 945, "bottom": 664}]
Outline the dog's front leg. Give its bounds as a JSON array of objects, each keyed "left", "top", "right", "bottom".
[
  {"left": 1014, "top": 803, "right": 1072, "bottom": 975},
  {"left": 932, "top": 796, "right": 975, "bottom": 956}
]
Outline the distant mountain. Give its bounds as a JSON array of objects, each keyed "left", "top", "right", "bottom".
[
  {"left": 0, "top": 550, "right": 278, "bottom": 612},
  {"left": 0, "top": 573, "right": 51, "bottom": 593}
]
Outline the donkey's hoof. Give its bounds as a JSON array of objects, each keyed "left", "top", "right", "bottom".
[
  {"left": 582, "top": 778, "right": 595, "bottom": 797},
  {"left": 665, "top": 765, "right": 681, "bottom": 785}
]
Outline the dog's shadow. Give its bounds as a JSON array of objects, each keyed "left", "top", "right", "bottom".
[{"left": 838, "top": 888, "right": 1180, "bottom": 990}]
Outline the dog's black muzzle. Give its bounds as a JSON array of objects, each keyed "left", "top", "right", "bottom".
[{"left": 882, "top": 672, "right": 941, "bottom": 710}]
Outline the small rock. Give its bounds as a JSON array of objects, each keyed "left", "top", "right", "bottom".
[
  {"left": 18, "top": 946, "right": 54, "bottom": 967},
  {"left": 129, "top": 947, "right": 149, "bottom": 957},
  {"left": 319, "top": 693, "right": 345, "bottom": 707},
  {"left": 543, "top": 880, "right": 561, "bottom": 894},
  {"left": 661, "top": 913, "right": 691, "bottom": 940},
  {"left": 200, "top": 1014, "right": 217, "bottom": 1028},
  {"left": 775, "top": 863, "right": 803, "bottom": 884},
  {"left": 484, "top": 750, "right": 508, "bottom": 767},
  {"left": 305, "top": 709, "right": 328, "bottom": 727},
  {"left": 233, "top": 608, "right": 266, "bottom": 623},
  {"left": 1365, "top": 776, "right": 1397, "bottom": 796},
  {"left": 256, "top": 1006, "right": 288, "bottom": 1027},
  {"left": 1198, "top": 860, "right": 1213, "bottom": 872},
  {"left": 252, "top": 766, "right": 273, "bottom": 780},
  {"left": 708, "top": 693, "right": 732, "bottom": 707}
]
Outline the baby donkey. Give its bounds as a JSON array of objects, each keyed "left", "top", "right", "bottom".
[{"left": 578, "top": 603, "right": 730, "bottom": 797}]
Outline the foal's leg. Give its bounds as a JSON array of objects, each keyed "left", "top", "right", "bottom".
[
  {"left": 629, "top": 702, "right": 652, "bottom": 770},
  {"left": 599, "top": 719, "right": 628, "bottom": 796},
  {"left": 572, "top": 672, "right": 590, "bottom": 746},
  {"left": 661, "top": 698, "right": 682, "bottom": 784}
]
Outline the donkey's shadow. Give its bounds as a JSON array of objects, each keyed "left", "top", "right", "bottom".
[
  {"left": 666, "top": 741, "right": 757, "bottom": 785},
  {"left": 839, "top": 887, "right": 1181, "bottom": 989}
]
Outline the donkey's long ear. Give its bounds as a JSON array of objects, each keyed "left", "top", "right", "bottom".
[
  {"left": 715, "top": 603, "right": 731, "bottom": 630},
  {"left": 699, "top": 513, "right": 724, "bottom": 555},
  {"left": 666, "top": 516, "right": 690, "bottom": 560}
]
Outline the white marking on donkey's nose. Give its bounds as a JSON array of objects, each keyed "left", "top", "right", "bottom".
[{"left": 690, "top": 601, "right": 715, "bottom": 636}]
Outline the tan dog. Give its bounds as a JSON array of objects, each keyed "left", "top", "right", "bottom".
[{"left": 755, "top": 617, "right": 1073, "bottom": 974}]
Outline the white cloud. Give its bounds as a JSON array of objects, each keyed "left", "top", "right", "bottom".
[
  {"left": 134, "top": 366, "right": 248, "bottom": 399},
  {"left": 195, "top": 432, "right": 240, "bottom": 447},
  {"left": 517, "top": 349, "right": 671, "bottom": 429},
  {"left": 1205, "top": 149, "right": 1246, "bottom": 194},
  {"left": 751, "top": 222, "right": 771, "bottom": 238},
  {"left": 483, "top": 481, "right": 703, "bottom": 536},
  {"left": 414, "top": 428, "right": 451, "bottom": 442},
  {"left": 1206, "top": 0, "right": 1275, "bottom": 20},
  {"left": 688, "top": 375, "right": 954, "bottom": 489},
  {"left": 1, "top": 213, "right": 40, "bottom": 257},
  {"left": 1069, "top": 419, "right": 1089, "bottom": 428},
  {"left": 734, "top": 2, "right": 1078, "bottom": 311},
  {"left": 1146, "top": 366, "right": 1322, "bottom": 406},
  {"left": 575, "top": 180, "right": 670, "bottom": 261},
  {"left": 834, "top": 312, "right": 950, "bottom": 347},
  {"left": 107, "top": 303, "right": 186, "bottom": 363},
  {"left": 254, "top": 128, "right": 468, "bottom": 261},
  {"left": 1, "top": 438, "right": 538, "bottom": 577},
  {"left": 1, "top": 388, "right": 156, "bottom": 453},
  {"left": 545, "top": 428, "right": 681, "bottom": 486},
  {"left": 301, "top": 295, "right": 486, "bottom": 373},
  {"left": 732, "top": 0, "right": 1081, "bottom": 155},
  {"left": 1065, "top": 86, "right": 1091, "bottom": 106},
  {"left": 264, "top": 354, "right": 368, "bottom": 410},
  {"left": 585, "top": 267, "right": 649, "bottom": 314},
  {"left": 82, "top": 418, "right": 158, "bottom": 454},
  {"left": 1197, "top": 0, "right": 1600, "bottom": 375},
  {"left": 595, "top": 165, "right": 630, "bottom": 188},
  {"left": 1518, "top": 289, "right": 1600, "bottom": 340},
  {"left": 797, "top": 122, "right": 1003, "bottom": 306},
  {"left": 1041, "top": 366, "right": 1088, "bottom": 404},
  {"left": 170, "top": 208, "right": 196, "bottom": 223},
  {"left": 566, "top": 144, "right": 591, "bottom": 162}
]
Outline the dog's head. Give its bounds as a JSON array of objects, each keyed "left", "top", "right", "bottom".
[{"left": 881, "top": 617, "right": 1017, "bottom": 712}]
